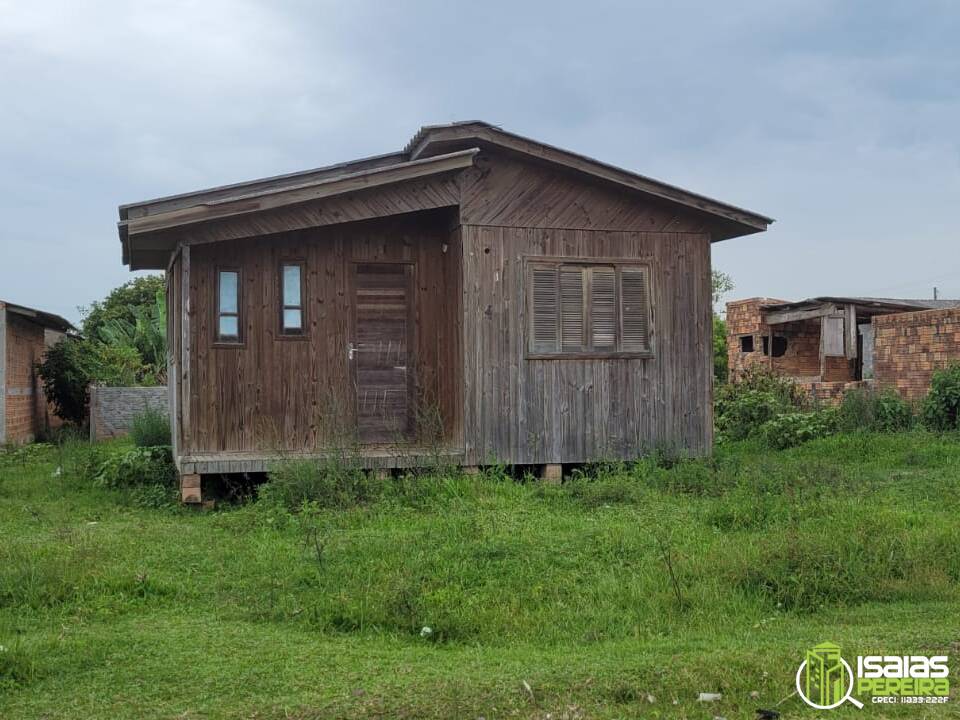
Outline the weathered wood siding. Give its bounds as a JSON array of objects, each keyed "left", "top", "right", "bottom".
[
  {"left": 460, "top": 152, "right": 713, "bottom": 233},
  {"left": 461, "top": 226, "right": 712, "bottom": 462},
  {"left": 166, "top": 250, "right": 182, "bottom": 459},
  {"left": 170, "top": 149, "right": 717, "bottom": 465},
  {"left": 185, "top": 210, "right": 461, "bottom": 454},
  {"left": 459, "top": 152, "right": 713, "bottom": 463}
]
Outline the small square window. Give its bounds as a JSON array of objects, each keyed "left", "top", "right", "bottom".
[{"left": 739, "top": 335, "right": 754, "bottom": 353}]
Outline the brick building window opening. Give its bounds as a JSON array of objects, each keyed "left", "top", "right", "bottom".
[
  {"left": 761, "top": 335, "right": 788, "bottom": 358},
  {"left": 739, "top": 335, "right": 754, "bottom": 353}
]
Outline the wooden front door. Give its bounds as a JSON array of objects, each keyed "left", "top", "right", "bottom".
[{"left": 351, "top": 262, "right": 414, "bottom": 443}]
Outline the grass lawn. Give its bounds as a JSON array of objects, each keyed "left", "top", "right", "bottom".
[{"left": 1, "top": 433, "right": 958, "bottom": 718}]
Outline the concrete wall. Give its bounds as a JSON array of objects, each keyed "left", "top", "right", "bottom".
[
  {"left": 89, "top": 386, "right": 169, "bottom": 441},
  {"left": 873, "top": 307, "right": 960, "bottom": 401}
]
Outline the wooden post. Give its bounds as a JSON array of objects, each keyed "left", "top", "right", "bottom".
[
  {"left": 540, "top": 464, "right": 563, "bottom": 484},
  {"left": 768, "top": 327, "right": 774, "bottom": 370},
  {"left": 372, "top": 468, "right": 390, "bottom": 480},
  {"left": 180, "top": 473, "right": 202, "bottom": 504},
  {"left": 462, "top": 465, "right": 481, "bottom": 476},
  {"left": 818, "top": 316, "right": 826, "bottom": 381},
  {"left": 180, "top": 245, "right": 191, "bottom": 455}
]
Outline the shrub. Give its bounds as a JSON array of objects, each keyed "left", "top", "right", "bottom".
[
  {"left": 921, "top": 364, "right": 960, "bottom": 431},
  {"left": 260, "top": 454, "right": 383, "bottom": 511},
  {"left": 759, "top": 410, "right": 837, "bottom": 450},
  {"left": 94, "top": 446, "right": 176, "bottom": 489},
  {"left": 130, "top": 406, "right": 171, "bottom": 447},
  {"left": 838, "top": 387, "right": 914, "bottom": 433},
  {"left": 713, "top": 314, "right": 728, "bottom": 383},
  {"left": 36, "top": 337, "right": 96, "bottom": 426},
  {"left": 715, "top": 366, "right": 808, "bottom": 441}
]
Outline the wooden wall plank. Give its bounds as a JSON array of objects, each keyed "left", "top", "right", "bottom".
[
  {"left": 460, "top": 152, "right": 712, "bottom": 233},
  {"left": 139, "top": 175, "right": 461, "bottom": 260},
  {"left": 460, "top": 225, "right": 712, "bottom": 464},
  {"left": 186, "top": 210, "right": 462, "bottom": 455}
]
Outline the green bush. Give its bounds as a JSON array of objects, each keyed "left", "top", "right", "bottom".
[
  {"left": 35, "top": 337, "right": 96, "bottom": 426},
  {"left": 715, "top": 366, "right": 808, "bottom": 441},
  {"left": 130, "top": 406, "right": 171, "bottom": 447},
  {"left": 759, "top": 410, "right": 837, "bottom": 450},
  {"left": 94, "top": 446, "right": 176, "bottom": 489},
  {"left": 921, "top": 364, "right": 960, "bottom": 431},
  {"left": 260, "top": 454, "right": 383, "bottom": 511},
  {"left": 712, "top": 314, "right": 728, "bottom": 383},
  {"left": 838, "top": 387, "right": 914, "bottom": 432}
]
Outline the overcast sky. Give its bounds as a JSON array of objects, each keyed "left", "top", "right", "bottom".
[{"left": 1, "top": 1, "right": 958, "bottom": 323}]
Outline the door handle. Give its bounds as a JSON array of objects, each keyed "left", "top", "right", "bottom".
[{"left": 348, "top": 343, "right": 356, "bottom": 360}]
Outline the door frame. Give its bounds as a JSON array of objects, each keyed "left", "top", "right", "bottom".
[{"left": 348, "top": 260, "right": 417, "bottom": 444}]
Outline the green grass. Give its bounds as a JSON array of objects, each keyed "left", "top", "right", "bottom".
[{"left": 1, "top": 432, "right": 959, "bottom": 718}]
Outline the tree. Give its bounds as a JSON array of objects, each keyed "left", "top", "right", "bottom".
[
  {"left": 711, "top": 270, "right": 735, "bottom": 384},
  {"left": 38, "top": 278, "right": 168, "bottom": 426},
  {"left": 36, "top": 337, "right": 98, "bottom": 425},
  {"left": 81, "top": 275, "right": 165, "bottom": 341},
  {"left": 713, "top": 314, "right": 728, "bottom": 383},
  {"left": 97, "top": 289, "right": 167, "bottom": 383},
  {"left": 711, "top": 270, "right": 734, "bottom": 306}
]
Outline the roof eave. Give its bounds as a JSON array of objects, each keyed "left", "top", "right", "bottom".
[{"left": 123, "top": 148, "right": 480, "bottom": 270}]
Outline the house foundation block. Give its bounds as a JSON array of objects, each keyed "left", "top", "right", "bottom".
[
  {"left": 540, "top": 464, "right": 563, "bottom": 484},
  {"left": 180, "top": 473, "right": 202, "bottom": 504}
]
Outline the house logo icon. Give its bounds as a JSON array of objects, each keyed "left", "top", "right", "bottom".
[{"left": 796, "top": 642, "right": 864, "bottom": 709}]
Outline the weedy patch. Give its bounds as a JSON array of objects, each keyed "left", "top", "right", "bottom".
[{"left": 1, "top": 434, "right": 959, "bottom": 718}]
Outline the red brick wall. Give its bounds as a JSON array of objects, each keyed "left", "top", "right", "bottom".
[
  {"left": 726, "top": 298, "right": 857, "bottom": 384},
  {"left": 4, "top": 314, "right": 49, "bottom": 444},
  {"left": 725, "top": 298, "right": 859, "bottom": 407},
  {"left": 725, "top": 298, "right": 779, "bottom": 381},
  {"left": 873, "top": 308, "right": 960, "bottom": 401}
]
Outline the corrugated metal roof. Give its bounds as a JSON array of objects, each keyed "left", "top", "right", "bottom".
[
  {"left": 1, "top": 301, "right": 76, "bottom": 333},
  {"left": 761, "top": 296, "right": 960, "bottom": 312}
]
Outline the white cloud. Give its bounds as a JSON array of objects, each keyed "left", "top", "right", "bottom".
[{"left": 0, "top": 0, "right": 959, "bottom": 320}]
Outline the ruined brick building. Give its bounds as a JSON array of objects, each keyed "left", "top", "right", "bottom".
[
  {"left": 0, "top": 301, "right": 75, "bottom": 444},
  {"left": 727, "top": 297, "right": 960, "bottom": 402}
]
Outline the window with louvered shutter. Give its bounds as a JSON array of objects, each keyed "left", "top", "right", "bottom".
[
  {"left": 531, "top": 266, "right": 559, "bottom": 352},
  {"left": 527, "top": 260, "right": 652, "bottom": 357},
  {"left": 620, "top": 267, "right": 650, "bottom": 352},
  {"left": 590, "top": 267, "right": 617, "bottom": 350},
  {"left": 560, "top": 268, "right": 585, "bottom": 351}
]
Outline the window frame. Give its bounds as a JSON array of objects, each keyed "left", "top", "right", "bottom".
[
  {"left": 214, "top": 266, "right": 243, "bottom": 347},
  {"left": 524, "top": 256, "right": 654, "bottom": 360},
  {"left": 278, "top": 259, "right": 308, "bottom": 339}
]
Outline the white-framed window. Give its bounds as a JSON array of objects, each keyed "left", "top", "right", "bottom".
[
  {"left": 216, "top": 268, "right": 241, "bottom": 343},
  {"left": 280, "top": 262, "right": 305, "bottom": 335}
]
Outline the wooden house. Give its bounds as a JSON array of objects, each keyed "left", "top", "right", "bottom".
[
  {"left": 118, "top": 121, "right": 771, "bottom": 499},
  {"left": 0, "top": 301, "right": 75, "bottom": 444}
]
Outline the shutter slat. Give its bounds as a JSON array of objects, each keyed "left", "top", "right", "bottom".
[
  {"left": 620, "top": 267, "right": 650, "bottom": 352},
  {"left": 590, "top": 267, "right": 616, "bottom": 350},
  {"left": 560, "top": 268, "right": 585, "bottom": 351},
  {"left": 531, "top": 266, "right": 559, "bottom": 352}
]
